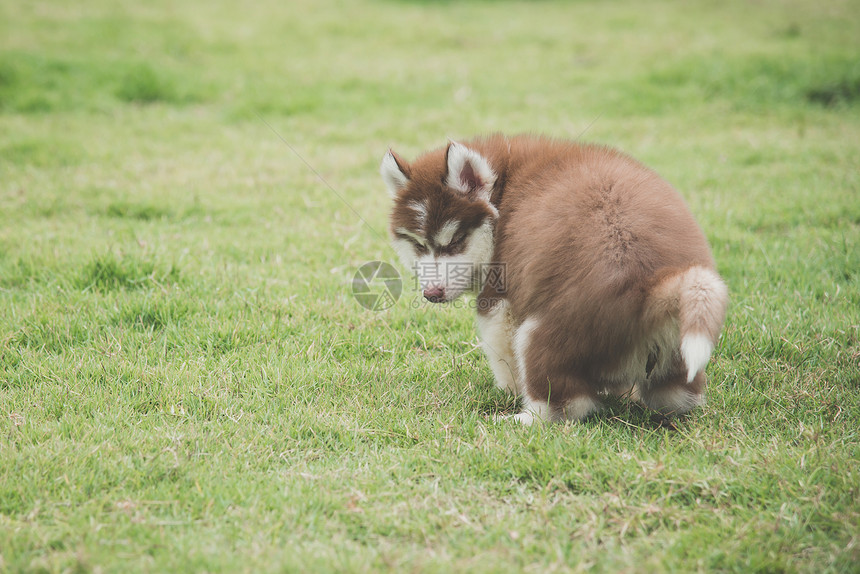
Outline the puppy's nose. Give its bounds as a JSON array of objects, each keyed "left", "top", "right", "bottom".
[{"left": 423, "top": 286, "right": 446, "bottom": 303}]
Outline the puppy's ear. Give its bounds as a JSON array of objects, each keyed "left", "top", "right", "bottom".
[
  {"left": 380, "top": 149, "right": 410, "bottom": 196},
  {"left": 445, "top": 141, "right": 496, "bottom": 201}
]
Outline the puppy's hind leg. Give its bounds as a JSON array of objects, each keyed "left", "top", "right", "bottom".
[
  {"left": 638, "top": 357, "right": 706, "bottom": 417},
  {"left": 509, "top": 316, "right": 601, "bottom": 425},
  {"left": 510, "top": 377, "right": 601, "bottom": 425}
]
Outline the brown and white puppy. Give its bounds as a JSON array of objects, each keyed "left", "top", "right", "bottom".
[{"left": 381, "top": 134, "right": 728, "bottom": 424}]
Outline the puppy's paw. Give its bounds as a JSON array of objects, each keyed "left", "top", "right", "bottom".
[
  {"left": 512, "top": 411, "right": 537, "bottom": 425},
  {"left": 492, "top": 410, "right": 538, "bottom": 425}
]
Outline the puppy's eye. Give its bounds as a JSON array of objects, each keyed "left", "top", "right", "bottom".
[
  {"left": 450, "top": 232, "right": 469, "bottom": 247},
  {"left": 398, "top": 233, "right": 428, "bottom": 251}
]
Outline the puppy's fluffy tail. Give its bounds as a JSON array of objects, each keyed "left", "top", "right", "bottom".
[{"left": 649, "top": 266, "right": 729, "bottom": 383}]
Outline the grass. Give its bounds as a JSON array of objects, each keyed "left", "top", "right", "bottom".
[{"left": 1, "top": 0, "right": 858, "bottom": 571}]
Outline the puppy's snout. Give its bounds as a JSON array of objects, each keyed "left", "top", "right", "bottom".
[{"left": 423, "top": 286, "right": 446, "bottom": 303}]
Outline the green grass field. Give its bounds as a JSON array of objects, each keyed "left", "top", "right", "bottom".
[{"left": 2, "top": 0, "right": 859, "bottom": 571}]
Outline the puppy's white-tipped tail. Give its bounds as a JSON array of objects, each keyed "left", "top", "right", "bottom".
[
  {"left": 677, "top": 266, "right": 729, "bottom": 382},
  {"left": 650, "top": 266, "right": 729, "bottom": 383},
  {"left": 680, "top": 333, "right": 714, "bottom": 383}
]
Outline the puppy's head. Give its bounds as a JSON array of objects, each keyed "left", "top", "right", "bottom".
[{"left": 381, "top": 141, "right": 499, "bottom": 303}]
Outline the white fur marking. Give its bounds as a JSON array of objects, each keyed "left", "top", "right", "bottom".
[
  {"left": 511, "top": 395, "right": 551, "bottom": 425},
  {"left": 476, "top": 301, "right": 518, "bottom": 394},
  {"left": 407, "top": 200, "right": 428, "bottom": 227},
  {"left": 511, "top": 411, "right": 537, "bottom": 425},
  {"left": 434, "top": 220, "right": 461, "bottom": 247},
  {"left": 513, "top": 317, "right": 539, "bottom": 387},
  {"left": 681, "top": 332, "right": 714, "bottom": 383},
  {"left": 380, "top": 151, "right": 409, "bottom": 196},
  {"left": 391, "top": 237, "right": 418, "bottom": 278},
  {"left": 561, "top": 396, "right": 599, "bottom": 421},
  {"left": 445, "top": 141, "right": 496, "bottom": 199}
]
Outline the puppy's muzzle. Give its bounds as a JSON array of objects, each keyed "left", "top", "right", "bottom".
[{"left": 423, "top": 286, "right": 446, "bottom": 303}]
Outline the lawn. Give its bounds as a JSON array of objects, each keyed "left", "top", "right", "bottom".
[{"left": 1, "top": 0, "right": 859, "bottom": 571}]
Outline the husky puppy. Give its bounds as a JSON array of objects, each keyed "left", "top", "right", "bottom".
[{"left": 381, "top": 135, "right": 728, "bottom": 424}]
